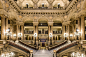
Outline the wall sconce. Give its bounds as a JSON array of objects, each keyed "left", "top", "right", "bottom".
[
  {"left": 34, "top": 33, "right": 37, "bottom": 37},
  {"left": 49, "top": 33, "right": 53, "bottom": 37},
  {"left": 6, "top": 29, "right": 10, "bottom": 32},
  {"left": 70, "top": 34, "right": 73, "bottom": 37},
  {"left": 13, "top": 34, "right": 16, "bottom": 37},
  {"left": 18, "top": 33, "right": 22, "bottom": 37},
  {"left": 64, "top": 33, "right": 68, "bottom": 37}
]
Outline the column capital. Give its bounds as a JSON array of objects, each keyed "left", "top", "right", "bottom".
[
  {"left": 48, "top": 22, "right": 53, "bottom": 26},
  {"left": 33, "top": 22, "right": 39, "bottom": 26},
  {"left": 19, "top": 22, "right": 24, "bottom": 26}
]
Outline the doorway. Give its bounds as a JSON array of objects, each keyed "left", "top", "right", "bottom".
[{"left": 42, "top": 42, "right": 45, "bottom": 47}]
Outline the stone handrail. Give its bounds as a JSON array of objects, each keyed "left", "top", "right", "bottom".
[
  {"left": 56, "top": 41, "right": 77, "bottom": 54},
  {"left": 49, "top": 40, "right": 67, "bottom": 50},
  {"left": 7, "top": 41, "right": 30, "bottom": 53}
]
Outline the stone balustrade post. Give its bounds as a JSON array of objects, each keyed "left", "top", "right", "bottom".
[{"left": 30, "top": 50, "right": 33, "bottom": 57}]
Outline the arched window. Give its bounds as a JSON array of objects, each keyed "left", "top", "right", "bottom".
[
  {"left": 26, "top": 3, "right": 29, "bottom": 8},
  {"left": 42, "top": 3, "right": 44, "bottom": 7},
  {"left": 58, "top": 3, "right": 60, "bottom": 8}
]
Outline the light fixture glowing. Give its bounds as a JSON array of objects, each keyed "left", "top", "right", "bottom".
[
  {"left": 70, "top": 34, "right": 73, "bottom": 37},
  {"left": 18, "top": 33, "right": 22, "bottom": 37},
  {"left": 34, "top": 33, "right": 37, "bottom": 37},
  {"left": 13, "top": 34, "right": 16, "bottom": 37},
  {"left": 76, "top": 29, "right": 79, "bottom": 32},
  {"left": 49, "top": 33, "right": 52, "bottom": 37},
  {"left": 0, "top": 52, "right": 15, "bottom": 57},
  {"left": 71, "top": 52, "right": 85, "bottom": 57},
  {"left": 64, "top": 33, "right": 68, "bottom": 37},
  {"left": 6, "top": 29, "right": 10, "bottom": 32}
]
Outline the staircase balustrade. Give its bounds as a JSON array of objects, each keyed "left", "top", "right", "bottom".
[{"left": 49, "top": 40, "right": 67, "bottom": 50}]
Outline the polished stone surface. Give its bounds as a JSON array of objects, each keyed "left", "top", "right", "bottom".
[{"left": 33, "top": 50, "right": 53, "bottom": 57}]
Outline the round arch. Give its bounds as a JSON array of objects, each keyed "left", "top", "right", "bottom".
[
  {"left": 21, "top": 0, "right": 34, "bottom": 7},
  {"left": 37, "top": 0, "right": 49, "bottom": 7},
  {"left": 38, "top": 16, "right": 48, "bottom": 23},
  {"left": 23, "top": 16, "right": 33, "bottom": 23},
  {"left": 52, "top": 1, "right": 64, "bottom": 7}
]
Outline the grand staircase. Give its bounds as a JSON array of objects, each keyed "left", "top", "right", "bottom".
[{"left": 7, "top": 40, "right": 78, "bottom": 57}]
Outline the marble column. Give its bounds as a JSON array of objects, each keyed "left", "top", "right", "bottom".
[
  {"left": 33, "top": 25, "right": 36, "bottom": 44},
  {"left": 21, "top": 25, "right": 24, "bottom": 40},
  {"left": 36, "top": 25, "right": 38, "bottom": 41},
  {"left": 10, "top": 20, "right": 12, "bottom": 40},
  {"left": 48, "top": 25, "right": 50, "bottom": 45},
  {"left": 5, "top": 18, "right": 8, "bottom": 32},
  {"left": 78, "top": 18, "right": 81, "bottom": 32},
  {"left": 36, "top": 25, "right": 38, "bottom": 47},
  {"left": 5, "top": 18, "right": 8, "bottom": 40},
  {"left": 10, "top": 25, "right": 13, "bottom": 40},
  {"left": 51, "top": 25, "right": 53, "bottom": 45},
  {"left": 1, "top": 15, "right": 5, "bottom": 40},
  {"left": 72, "top": 24, "right": 74, "bottom": 40},
  {"left": 16, "top": 25, "right": 18, "bottom": 40},
  {"left": 62, "top": 25, "right": 65, "bottom": 40},
  {"left": 81, "top": 15, "right": 85, "bottom": 40},
  {"left": 74, "top": 21, "right": 76, "bottom": 40},
  {"left": 18, "top": 25, "right": 20, "bottom": 34},
  {"left": 78, "top": 18, "right": 81, "bottom": 40},
  {"left": 67, "top": 25, "right": 70, "bottom": 40}
]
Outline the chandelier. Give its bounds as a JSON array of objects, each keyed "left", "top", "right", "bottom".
[
  {"left": 0, "top": 52, "right": 15, "bottom": 57},
  {"left": 71, "top": 52, "right": 85, "bottom": 57}
]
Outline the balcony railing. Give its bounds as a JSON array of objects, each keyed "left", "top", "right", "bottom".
[
  {"left": 24, "top": 30, "right": 34, "bottom": 34},
  {"left": 53, "top": 31, "right": 62, "bottom": 34},
  {"left": 24, "top": 23, "right": 33, "bottom": 26},
  {"left": 38, "top": 31, "right": 48, "bottom": 34},
  {"left": 53, "top": 23, "right": 62, "bottom": 26},
  {"left": 38, "top": 23, "right": 48, "bottom": 26}
]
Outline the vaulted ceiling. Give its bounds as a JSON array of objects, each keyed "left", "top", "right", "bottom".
[{"left": 0, "top": 0, "right": 86, "bottom": 25}]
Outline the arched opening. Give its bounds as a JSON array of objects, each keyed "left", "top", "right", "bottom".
[
  {"left": 24, "top": 20, "right": 34, "bottom": 40},
  {"left": 53, "top": 1, "right": 65, "bottom": 9},
  {"left": 21, "top": 0, "right": 34, "bottom": 9},
  {"left": 37, "top": 1, "right": 49, "bottom": 9}
]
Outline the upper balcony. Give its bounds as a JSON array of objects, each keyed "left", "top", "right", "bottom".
[
  {"left": 7, "top": 0, "right": 77, "bottom": 13},
  {"left": 24, "top": 23, "right": 33, "bottom": 26},
  {"left": 53, "top": 23, "right": 62, "bottom": 26}
]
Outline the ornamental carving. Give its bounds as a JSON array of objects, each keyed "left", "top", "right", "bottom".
[
  {"left": 32, "top": 0, "right": 39, "bottom": 3},
  {"left": 47, "top": 0, "right": 54, "bottom": 3}
]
